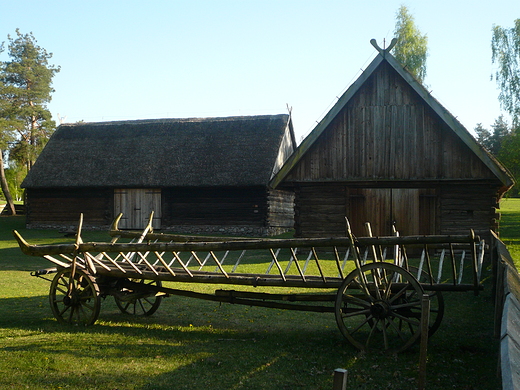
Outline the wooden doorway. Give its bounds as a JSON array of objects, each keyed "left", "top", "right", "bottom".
[
  {"left": 346, "top": 188, "right": 436, "bottom": 237},
  {"left": 114, "top": 189, "right": 162, "bottom": 229}
]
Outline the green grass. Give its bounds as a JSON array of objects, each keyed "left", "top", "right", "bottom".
[
  {"left": 499, "top": 198, "right": 520, "bottom": 268},
  {"left": 0, "top": 214, "right": 507, "bottom": 389}
]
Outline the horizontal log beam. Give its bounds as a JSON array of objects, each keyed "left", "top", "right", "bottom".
[{"left": 13, "top": 229, "right": 480, "bottom": 257}]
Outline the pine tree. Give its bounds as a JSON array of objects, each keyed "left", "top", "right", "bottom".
[
  {"left": 0, "top": 29, "right": 60, "bottom": 170},
  {"left": 0, "top": 29, "right": 60, "bottom": 214}
]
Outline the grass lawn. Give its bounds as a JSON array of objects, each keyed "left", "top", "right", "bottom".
[
  {"left": 0, "top": 211, "right": 512, "bottom": 389},
  {"left": 499, "top": 198, "right": 520, "bottom": 269}
]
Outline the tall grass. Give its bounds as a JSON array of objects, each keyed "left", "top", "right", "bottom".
[{"left": 0, "top": 214, "right": 507, "bottom": 389}]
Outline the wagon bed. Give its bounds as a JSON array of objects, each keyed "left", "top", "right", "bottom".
[{"left": 13, "top": 213, "right": 486, "bottom": 352}]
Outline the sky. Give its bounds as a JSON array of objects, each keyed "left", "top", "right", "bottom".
[{"left": 1, "top": 1, "right": 519, "bottom": 142}]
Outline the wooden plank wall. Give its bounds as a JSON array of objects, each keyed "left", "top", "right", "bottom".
[
  {"left": 26, "top": 188, "right": 112, "bottom": 227},
  {"left": 439, "top": 184, "right": 500, "bottom": 241},
  {"left": 294, "top": 183, "right": 499, "bottom": 240},
  {"left": 26, "top": 186, "right": 295, "bottom": 235},
  {"left": 294, "top": 185, "right": 347, "bottom": 237},
  {"left": 284, "top": 62, "right": 497, "bottom": 183},
  {"left": 267, "top": 189, "right": 294, "bottom": 231},
  {"left": 162, "top": 186, "right": 269, "bottom": 227}
]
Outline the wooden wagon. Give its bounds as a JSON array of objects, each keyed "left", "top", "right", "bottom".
[{"left": 13, "top": 213, "right": 486, "bottom": 353}]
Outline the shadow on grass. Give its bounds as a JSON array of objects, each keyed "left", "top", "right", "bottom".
[
  {"left": 0, "top": 289, "right": 502, "bottom": 390},
  {"left": 0, "top": 295, "right": 352, "bottom": 390}
]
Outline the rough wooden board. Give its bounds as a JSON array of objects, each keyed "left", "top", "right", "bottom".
[{"left": 501, "top": 293, "right": 520, "bottom": 390}]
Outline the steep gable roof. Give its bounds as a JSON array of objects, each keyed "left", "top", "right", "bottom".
[
  {"left": 271, "top": 46, "right": 514, "bottom": 191},
  {"left": 23, "top": 114, "right": 295, "bottom": 188}
]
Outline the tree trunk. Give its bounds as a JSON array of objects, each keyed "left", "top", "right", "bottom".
[{"left": 0, "top": 149, "right": 16, "bottom": 215}]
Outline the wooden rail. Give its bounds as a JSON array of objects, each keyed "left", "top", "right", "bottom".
[{"left": 13, "top": 225, "right": 485, "bottom": 293}]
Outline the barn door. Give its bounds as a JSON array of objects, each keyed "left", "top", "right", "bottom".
[
  {"left": 114, "top": 189, "right": 161, "bottom": 229},
  {"left": 346, "top": 188, "right": 436, "bottom": 237}
]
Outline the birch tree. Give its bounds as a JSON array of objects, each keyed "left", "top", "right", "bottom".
[
  {"left": 492, "top": 19, "right": 520, "bottom": 127},
  {"left": 393, "top": 5, "right": 428, "bottom": 83}
]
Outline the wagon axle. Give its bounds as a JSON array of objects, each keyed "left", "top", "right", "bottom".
[{"left": 370, "top": 300, "right": 391, "bottom": 319}]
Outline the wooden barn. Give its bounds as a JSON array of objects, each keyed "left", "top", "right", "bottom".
[
  {"left": 22, "top": 114, "right": 296, "bottom": 235},
  {"left": 271, "top": 43, "right": 514, "bottom": 240}
]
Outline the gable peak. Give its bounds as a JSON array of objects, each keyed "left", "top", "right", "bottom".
[{"left": 370, "top": 38, "right": 397, "bottom": 55}]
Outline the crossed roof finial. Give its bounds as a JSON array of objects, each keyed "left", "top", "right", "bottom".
[{"left": 370, "top": 38, "right": 397, "bottom": 55}]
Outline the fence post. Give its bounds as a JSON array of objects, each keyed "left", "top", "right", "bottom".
[
  {"left": 332, "top": 368, "right": 348, "bottom": 390},
  {"left": 418, "top": 293, "right": 430, "bottom": 390}
]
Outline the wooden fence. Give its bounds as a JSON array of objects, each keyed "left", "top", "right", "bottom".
[{"left": 491, "top": 231, "right": 520, "bottom": 390}]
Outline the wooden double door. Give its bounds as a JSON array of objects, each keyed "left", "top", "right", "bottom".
[
  {"left": 347, "top": 188, "right": 437, "bottom": 237},
  {"left": 114, "top": 189, "right": 162, "bottom": 229}
]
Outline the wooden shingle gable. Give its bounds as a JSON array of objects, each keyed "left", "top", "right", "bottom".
[{"left": 270, "top": 47, "right": 514, "bottom": 191}]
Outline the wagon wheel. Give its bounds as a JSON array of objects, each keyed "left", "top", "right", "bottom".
[
  {"left": 114, "top": 279, "right": 163, "bottom": 316},
  {"left": 408, "top": 266, "right": 445, "bottom": 337},
  {"left": 49, "top": 267, "right": 101, "bottom": 326},
  {"left": 335, "top": 262, "right": 425, "bottom": 353}
]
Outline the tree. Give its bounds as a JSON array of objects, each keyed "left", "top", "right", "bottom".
[
  {"left": 498, "top": 128, "right": 520, "bottom": 197},
  {"left": 393, "top": 5, "right": 428, "bottom": 83},
  {"left": 0, "top": 30, "right": 59, "bottom": 214},
  {"left": 474, "top": 115, "right": 511, "bottom": 155},
  {"left": 0, "top": 42, "right": 16, "bottom": 215},
  {"left": 474, "top": 123, "right": 491, "bottom": 148},
  {"left": 0, "top": 29, "right": 60, "bottom": 171},
  {"left": 492, "top": 19, "right": 520, "bottom": 127},
  {"left": 476, "top": 116, "right": 519, "bottom": 197}
]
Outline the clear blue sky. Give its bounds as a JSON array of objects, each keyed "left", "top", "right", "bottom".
[{"left": 1, "top": 1, "right": 519, "bottom": 141}]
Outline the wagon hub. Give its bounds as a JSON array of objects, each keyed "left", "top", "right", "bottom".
[
  {"left": 370, "top": 300, "right": 390, "bottom": 319},
  {"left": 63, "top": 291, "right": 82, "bottom": 307}
]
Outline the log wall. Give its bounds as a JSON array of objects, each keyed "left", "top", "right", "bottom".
[
  {"left": 294, "top": 182, "right": 500, "bottom": 240},
  {"left": 439, "top": 184, "right": 500, "bottom": 242},
  {"left": 161, "top": 186, "right": 294, "bottom": 236},
  {"left": 25, "top": 186, "right": 294, "bottom": 236},
  {"left": 25, "top": 188, "right": 112, "bottom": 229}
]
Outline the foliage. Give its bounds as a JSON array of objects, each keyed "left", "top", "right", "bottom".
[
  {"left": 474, "top": 115, "right": 511, "bottom": 155},
  {"left": 498, "top": 128, "right": 520, "bottom": 196},
  {"left": 473, "top": 116, "right": 519, "bottom": 196},
  {"left": 393, "top": 5, "right": 428, "bottom": 83},
  {"left": 5, "top": 162, "right": 26, "bottom": 201},
  {"left": 492, "top": 19, "right": 520, "bottom": 127},
  {"left": 0, "top": 29, "right": 60, "bottom": 170},
  {"left": 0, "top": 30, "right": 59, "bottom": 212}
]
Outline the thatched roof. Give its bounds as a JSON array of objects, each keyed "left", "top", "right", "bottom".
[{"left": 23, "top": 114, "right": 295, "bottom": 188}]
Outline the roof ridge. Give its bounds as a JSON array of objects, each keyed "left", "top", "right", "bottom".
[{"left": 62, "top": 114, "right": 288, "bottom": 127}]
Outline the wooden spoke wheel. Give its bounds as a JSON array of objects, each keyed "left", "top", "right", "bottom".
[
  {"left": 49, "top": 267, "right": 101, "bottom": 326},
  {"left": 335, "top": 262, "right": 425, "bottom": 353},
  {"left": 408, "top": 266, "right": 445, "bottom": 337},
  {"left": 114, "top": 279, "right": 163, "bottom": 316}
]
